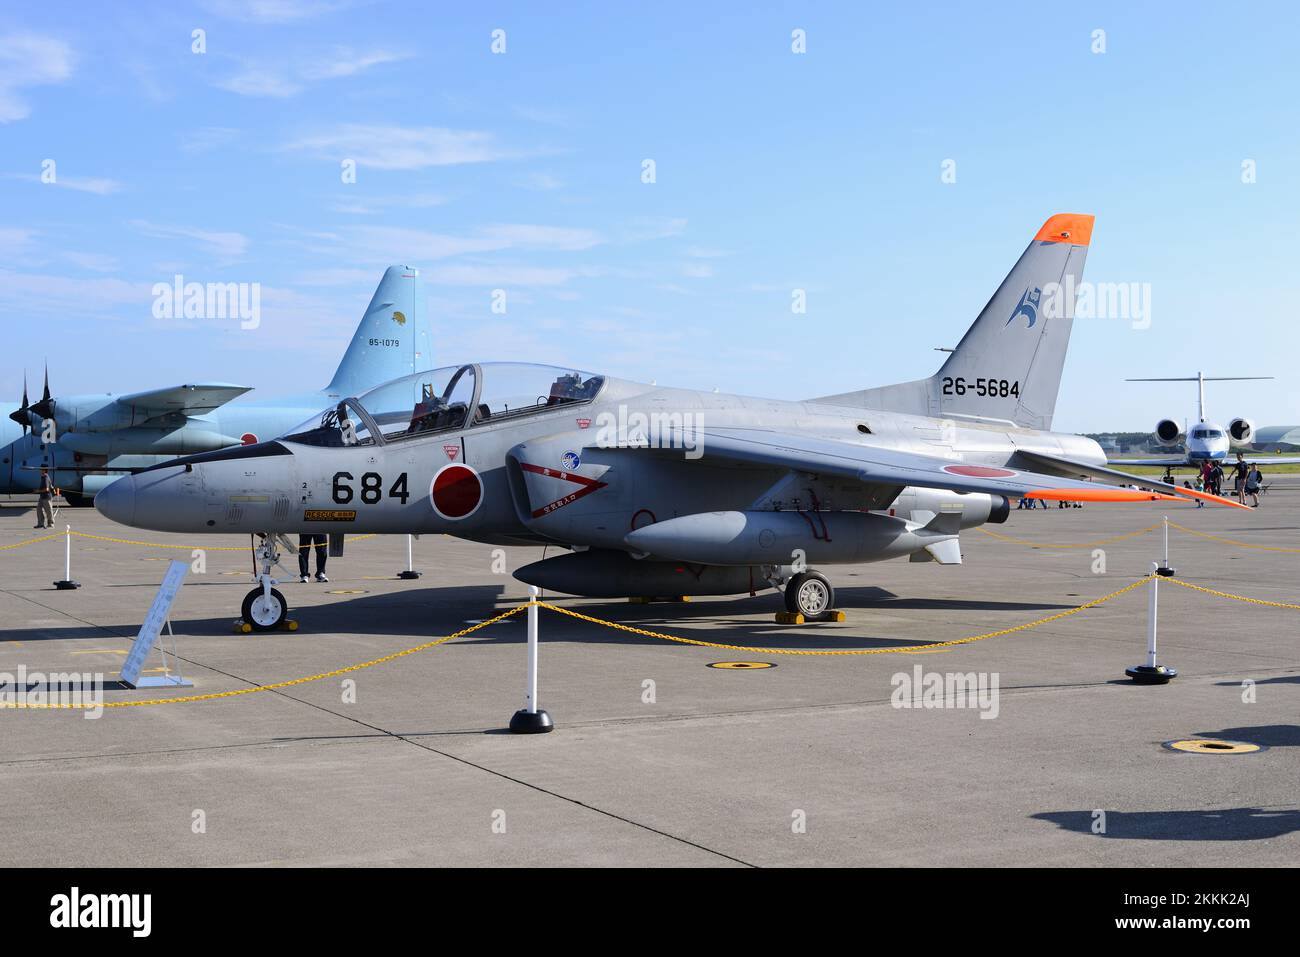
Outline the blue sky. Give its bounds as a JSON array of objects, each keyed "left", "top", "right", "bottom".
[{"left": 1, "top": 0, "right": 1297, "bottom": 432}]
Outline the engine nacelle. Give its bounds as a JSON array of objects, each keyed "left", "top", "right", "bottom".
[
  {"left": 1228, "top": 417, "right": 1255, "bottom": 446},
  {"left": 1154, "top": 418, "right": 1181, "bottom": 445}
]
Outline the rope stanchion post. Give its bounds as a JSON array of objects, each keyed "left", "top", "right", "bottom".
[
  {"left": 509, "top": 586, "right": 553, "bottom": 733},
  {"left": 53, "top": 524, "right": 79, "bottom": 591},
  {"left": 397, "top": 533, "right": 421, "bottom": 580},
  {"left": 1126, "top": 558, "right": 1177, "bottom": 684}
]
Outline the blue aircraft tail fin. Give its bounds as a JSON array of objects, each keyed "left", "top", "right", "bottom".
[{"left": 324, "top": 266, "right": 430, "bottom": 397}]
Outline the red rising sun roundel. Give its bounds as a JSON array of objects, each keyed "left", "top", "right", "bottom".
[
  {"left": 429, "top": 463, "right": 483, "bottom": 520},
  {"left": 240, "top": 433, "right": 258, "bottom": 446},
  {"left": 941, "top": 464, "right": 1018, "bottom": 478}
]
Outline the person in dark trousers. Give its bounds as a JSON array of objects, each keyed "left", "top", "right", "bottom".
[
  {"left": 1209, "top": 462, "right": 1224, "bottom": 496},
  {"left": 1231, "top": 454, "right": 1249, "bottom": 503},
  {"left": 298, "top": 533, "right": 329, "bottom": 582},
  {"left": 1245, "top": 464, "right": 1263, "bottom": 507},
  {"left": 35, "top": 468, "right": 55, "bottom": 528}
]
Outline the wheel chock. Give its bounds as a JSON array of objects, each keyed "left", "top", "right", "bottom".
[
  {"left": 775, "top": 610, "right": 846, "bottom": 625},
  {"left": 281, "top": 619, "right": 299, "bottom": 632},
  {"left": 233, "top": 619, "right": 253, "bottom": 634}
]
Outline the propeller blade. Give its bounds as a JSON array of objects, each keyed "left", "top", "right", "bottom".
[
  {"left": 8, "top": 372, "right": 30, "bottom": 434},
  {"left": 30, "top": 363, "right": 53, "bottom": 420}
]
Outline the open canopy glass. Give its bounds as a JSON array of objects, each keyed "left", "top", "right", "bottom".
[{"left": 281, "top": 362, "right": 606, "bottom": 448}]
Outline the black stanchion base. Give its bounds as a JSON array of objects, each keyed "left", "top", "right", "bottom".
[
  {"left": 509, "top": 709, "right": 554, "bottom": 734},
  {"left": 53, "top": 580, "right": 80, "bottom": 590},
  {"left": 1126, "top": 664, "right": 1177, "bottom": 684},
  {"left": 396, "top": 570, "right": 422, "bottom": 580}
]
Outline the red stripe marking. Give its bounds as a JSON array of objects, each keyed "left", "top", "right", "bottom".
[{"left": 520, "top": 461, "right": 607, "bottom": 518}]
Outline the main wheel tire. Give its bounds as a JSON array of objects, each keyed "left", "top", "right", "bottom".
[
  {"left": 785, "top": 571, "right": 834, "bottom": 619},
  {"left": 241, "top": 587, "right": 287, "bottom": 631}
]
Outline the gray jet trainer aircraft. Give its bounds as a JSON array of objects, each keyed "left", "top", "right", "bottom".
[{"left": 96, "top": 214, "right": 1245, "bottom": 630}]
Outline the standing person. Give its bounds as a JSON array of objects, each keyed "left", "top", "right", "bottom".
[
  {"left": 35, "top": 468, "right": 55, "bottom": 529},
  {"left": 1231, "top": 455, "right": 1249, "bottom": 503},
  {"left": 1245, "top": 464, "right": 1263, "bottom": 508},
  {"left": 1210, "top": 462, "right": 1224, "bottom": 496},
  {"left": 298, "top": 533, "right": 329, "bottom": 582}
]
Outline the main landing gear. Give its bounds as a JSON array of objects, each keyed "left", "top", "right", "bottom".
[
  {"left": 785, "top": 571, "right": 834, "bottom": 619},
  {"left": 763, "top": 566, "right": 844, "bottom": 623},
  {"left": 239, "top": 534, "right": 293, "bottom": 632}
]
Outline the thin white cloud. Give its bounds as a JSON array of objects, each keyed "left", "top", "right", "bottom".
[
  {"left": 216, "top": 67, "right": 304, "bottom": 98},
  {"left": 178, "top": 127, "right": 243, "bottom": 153},
  {"left": 681, "top": 262, "right": 715, "bottom": 279},
  {"left": 10, "top": 172, "right": 122, "bottom": 195},
  {"left": 216, "top": 48, "right": 408, "bottom": 98},
  {"left": 477, "top": 224, "right": 603, "bottom": 251},
  {"left": 426, "top": 265, "right": 599, "bottom": 287},
  {"left": 513, "top": 171, "right": 563, "bottom": 191},
  {"left": 621, "top": 216, "right": 688, "bottom": 243},
  {"left": 0, "top": 227, "right": 34, "bottom": 256},
  {"left": 64, "top": 251, "right": 120, "bottom": 273},
  {"left": 130, "top": 220, "right": 250, "bottom": 260},
  {"left": 0, "top": 269, "right": 150, "bottom": 316},
  {"left": 0, "top": 33, "right": 73, "bottom": 123},
  {"left": 281, "top": 124, "right": 517, "bottom": 170},
  {"left": 201, "top": 0, "right": 350, "bottom": 23},
  {"left": 303, "top": 49, "right": 408, "bottom": 80},
  {"left": 331, "top": 192, "right": 446, "bottom": 215}
]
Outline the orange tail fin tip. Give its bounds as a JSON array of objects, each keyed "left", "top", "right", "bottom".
[{"left": 1034, "top": 213, "right": 1094, "bottom": 246}]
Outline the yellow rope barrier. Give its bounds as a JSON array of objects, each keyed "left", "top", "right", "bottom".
[
  {"left": 67, "top": 531, "right": 378, "bottom": 551},
  {"left": 7, "top": 569, "right": 1300, "bottom": 710},
  {"left": 1164, "top": 577, "right": 1300, "bottom": 610},
  {"left": 0, "top": 532, "right": 64, "bottom": 551},
  {"left": 536, "top": 577, "right": 1155, "bottom": 657},
  {"left": 0, "top": 603, "right": 530, "bottom": 709},
  {"left": 1165, "top": 522, "right": 1300, "bottom": 554}
]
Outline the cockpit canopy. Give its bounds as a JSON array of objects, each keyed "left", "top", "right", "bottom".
[{"left": 281, "top": 362, "right": 605, "bottom": 448}]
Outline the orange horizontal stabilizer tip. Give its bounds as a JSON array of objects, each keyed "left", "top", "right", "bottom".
[
  {"left": 1164, "top": 485, "right": 1254, "bottom": 510},
  {"left": 1034, "top": 213, "right": 1094, "bottom": 246},
  {"left": 1025, "top": 488, "right": 1181, "bottom": 504}
]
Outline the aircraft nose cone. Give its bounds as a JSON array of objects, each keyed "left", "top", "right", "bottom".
[{"left": 95, "top": 475, "right": 136, "bottom": 527}]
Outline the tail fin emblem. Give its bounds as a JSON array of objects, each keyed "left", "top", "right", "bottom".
[
  {"left": 392, "top": 310, "right": 407, "bottom": 326},
  {"left": 1005, "top": 286, "right": 1042, "bottom": 328}
]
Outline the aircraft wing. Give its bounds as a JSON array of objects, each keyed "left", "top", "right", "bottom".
[
  {"left": 1109, "top": 453, "right": 1300, "bottom": 467},
  {"left": 1014, "top": 449, "right": 1251, "bottom": 509},
  {"left": 597, "top": 426, "right": 1223, "bottom": 506},
  {"left": 114, "top": 384, "right": 252, "bottom": 417}
]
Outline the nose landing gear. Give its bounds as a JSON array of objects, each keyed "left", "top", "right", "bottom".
[{"left": 238, "top": 534, "right": 295, "bottom": 632}]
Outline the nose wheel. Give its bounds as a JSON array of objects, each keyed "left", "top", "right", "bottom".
[
  {"left": 242, "top": 587, "right": 287, "bottom": 631},
  {"left": 785, "top": 571, "right": 836, "bottom": 621},
  {"left": 235, "top": 533, "right": 296, "bottom": 632}
]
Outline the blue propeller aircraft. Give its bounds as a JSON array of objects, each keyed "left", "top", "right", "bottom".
[{"left": 1, "top": 266, "right": 431, "bottom": 505}]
